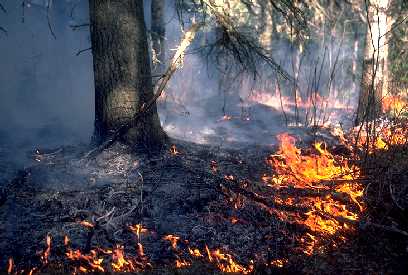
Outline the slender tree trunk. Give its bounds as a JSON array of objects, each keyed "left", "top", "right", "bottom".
[
  {"left": 151, "top": 0, "right": 166, "bottom": 73},
  {"left": 89, "top": 0, "right": 166, "bottom": 148},
  {"left": 355, "top": 0, "right": 391, "bottom": 124}
]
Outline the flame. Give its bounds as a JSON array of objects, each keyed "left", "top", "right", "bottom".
[
  {"left": 210, "top": 160, "right": 218, "bottom": 173},
  {"left": 7, "top": 258, "right": 13, "bottom": 274},
  {"left": 270, "top": 258, "right": 287, "bottom": 268},
  {"left": 65, "top": 248, "right": 105, "bottom": 272},
  {"left": 188, "top": 247, "right": 203, "bottom": 257},
  {"left": 129, "top": 224, "right": 148, "bottom": 241},
  {"left": 217, "top": 115, "right": 233, "bottom": 122},
  {"left": 170, "top": 145, "right": 179, "bottom": 155},
  {"left": 383, "top": 95, "right": 407, "bottom": 114},
  {"left": 40, "top": 235, "right": 52, "bottom": 265},
  {"left": 64, "top": 235, "right": 69, "bottom": 246},
  {"left": 175, "top": 259, "right": 191, "bottom": 268},
  {"left": 111, "top": 245, "right": 134, "bottom": 272},
  {"left": 264, "top": 133, "right": 364, "bottom": 254},
  {"left": 163, "top": 234, "right": 180, "bottom": 250},
  {"left": 267, "top": 133, "right": 360, "bottom": 186},
  {"left": 78, "top": 220, "right": 94, "bottom": 228},
  {"left": 207, "top": 249, "right": 254, "bottom": 274},
  {"left": 352, "top": 122, "right": 408, "bottom": 152}
]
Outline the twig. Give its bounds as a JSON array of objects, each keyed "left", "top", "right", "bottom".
[
  {"left": 46, "top": 3, "right": 56, "bottom": 39},
  {"left": 76, "top": 47, "right": 92, "bottom": 56},
  {"left": 0, "top": 2, "right": 6, "bottom": 13},
  {"left": 0, "top": 26, "right": 7, "bottom": 35}
]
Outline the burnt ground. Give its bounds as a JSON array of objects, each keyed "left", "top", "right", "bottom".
[{"left": 0, "top": 136, "right": 407, "bottom": 274}]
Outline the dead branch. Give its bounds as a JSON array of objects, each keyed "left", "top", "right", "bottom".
[
  {"left": 0, "top": 2, "right": 6, "bottom": 13},
  {"left": 46, "top": 3, "right": 56, "bottom": 39},
  {"left": 76, "top": 47, "right": 92, "bottom": 56},
  {"left": 0, "top": 26, "right": 7, "bottom": 35}
]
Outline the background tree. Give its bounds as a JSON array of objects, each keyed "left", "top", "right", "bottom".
[
  {"left": 151, "top": 0, "right": 166, "bottom": 73},
  {"left": 355, "top": 0, "right": 393, "bottom": 124}
]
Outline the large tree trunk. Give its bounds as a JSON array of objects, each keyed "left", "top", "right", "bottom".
[
  {"left": 89, "top": 0, "right": 166, "bottom": 148},
  {"left": 151, "top": 0, "right": 166, "bottom": 73},
  {"left": 355, "top": 0, "right": 391, "bottom": 124}
]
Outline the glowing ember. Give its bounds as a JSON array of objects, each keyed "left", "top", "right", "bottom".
[
  {"left": 270, "top": 258, "right": 287, "bottom": 268},
  {"left": 218, "top": 115, "right": 233, "bottom": 122}
]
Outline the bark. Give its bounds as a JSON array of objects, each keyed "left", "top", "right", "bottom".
[
  {"left": 89, "top": 0, "right": 166, "bottom": 148},
  {"left": 151, "top": 0, "right": 166, "bottom": 73},
  {"left": 355, "top": 0, "right": 391, "bottom": 124}
]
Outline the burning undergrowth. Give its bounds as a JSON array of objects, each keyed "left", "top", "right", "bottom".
[{"left": 1, "top": 122, "right": 407, "bottom": 274}]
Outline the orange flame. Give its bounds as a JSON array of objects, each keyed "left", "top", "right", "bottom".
[
  {"left": 170, "top": 145, "right": 180, "bottom": 155},
  {"left": 264, "top": 133, "right": 364, "bottom": 254},
  {"left": 7, "top": 258, "right": 13, "bottom": 274},
  {"left": 163, "top": 234, "right": 180, "bottom": 250}
]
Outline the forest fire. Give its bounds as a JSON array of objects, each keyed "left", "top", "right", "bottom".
[
  {"left": 382, "top": 94, "right": 407, "bottom": 114},
  {"left": 263, "top": 133, "right": 364, "bottom": 254},
  {"left": 2, "top": 0, "right": 407, "bottom": 274}
]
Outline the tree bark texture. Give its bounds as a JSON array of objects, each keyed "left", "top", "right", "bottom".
[{"left": 89, "top": 0, "right": 166, "bottom": 148}]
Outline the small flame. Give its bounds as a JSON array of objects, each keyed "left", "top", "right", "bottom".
[
  {"left": 163, "top": 234, "right": 180, "bottom": 250},
  {"left": 270, "top": 258, "right": 287, "bottom": 268},
  {"left": 210, "top": 160, "right": 218, "bottom": 173},
  {"left": 188, "top": 247, "right": 203, "bottom": 257},
  {"left": 129, "top": 224, "right": 148, "bottom": 242},
  {"left": 111, "top": 245, "right": 134, "bottom": 272},
  {"left": 175, "top": 259, "right": 191, "bottom": 268},
  {"left": 170, "top": 145, "right": 179, "bottom": 155},
  {"left": 7, "top": 258, "right": 13, "bottom": 274},
  {"left": 40, "top": 235, "right": 52, "bottom": 265},
  {"left": 78, "top": 220, "right": 94, "bottom": 228}
]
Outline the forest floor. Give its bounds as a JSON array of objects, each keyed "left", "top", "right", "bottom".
[{"left": 0, "top": 127, "right": 407, "bottom": 274}]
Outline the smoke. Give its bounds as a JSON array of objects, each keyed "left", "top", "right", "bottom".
[
  {"left": 155, "top": 3, "right": 363, "bottom": 146},
  {"left": 0, "top": 0, "right": 364, "bottom": 170},
  {"left": 0, "top": 0, "right": 93, "bottom": 165}
]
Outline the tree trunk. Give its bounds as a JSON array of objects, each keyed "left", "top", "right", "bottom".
[
  {"left": 355, "top": 0, "right": 391, "bottom": 124},
  {"left": 89, "top": 0, "right": 166, "bottom": 148},
  {"left": 151, "top": 0, "right": 166, "bottom": 73}
]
